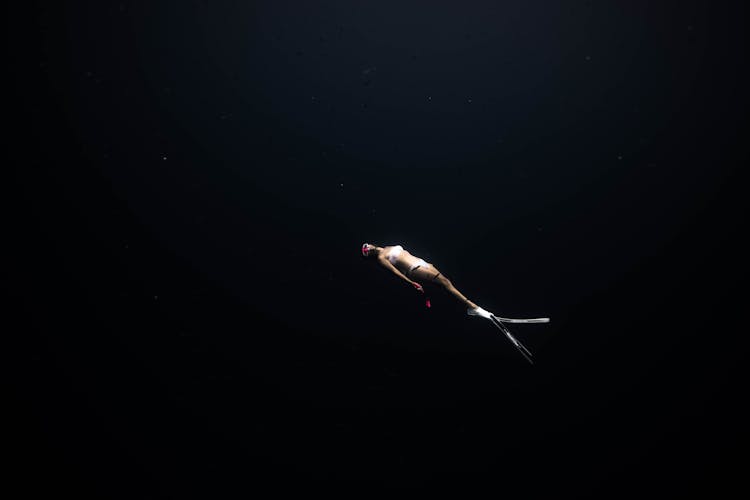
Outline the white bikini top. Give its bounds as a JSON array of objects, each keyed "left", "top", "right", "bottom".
[{"left": 385, "top": 245, "right": 404, "bottom": 264}]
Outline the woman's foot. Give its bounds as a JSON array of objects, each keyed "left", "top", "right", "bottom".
[{"left": 467, "top": 305, "right": 493, "bottom": 319}]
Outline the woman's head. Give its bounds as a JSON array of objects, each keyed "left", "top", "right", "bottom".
[{"left": 361, "top": 242, "right": 381, "bottom": 258}]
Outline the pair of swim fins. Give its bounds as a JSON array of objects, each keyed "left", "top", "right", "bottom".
[{"left": 468, "top": 307, "right": 549, "bottom": 364}]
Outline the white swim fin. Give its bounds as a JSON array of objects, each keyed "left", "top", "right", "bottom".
[
  {"left": 467, "top": 306, "right": 548, "bottom": 364},
  {"left": 492, "top": 316, "right": 550, "bottom": 324},
  {"left": 468, "top": 307, "right": 548, "bottom": 324}
]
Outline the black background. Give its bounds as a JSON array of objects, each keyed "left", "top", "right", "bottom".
[{"left": 10, "top": 1, "right": 747, "bottom": 497}]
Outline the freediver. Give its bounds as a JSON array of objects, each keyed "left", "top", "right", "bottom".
[
  {"left": 361, "top": 242, "right": 548, "bottom": 363},
  {"left": 360, "top": 242, "right": 483, "bottom": 313}
]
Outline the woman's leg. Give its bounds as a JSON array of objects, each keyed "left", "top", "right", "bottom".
[{"left": 409, "top": 265, "right": 478, "bottom": 310}]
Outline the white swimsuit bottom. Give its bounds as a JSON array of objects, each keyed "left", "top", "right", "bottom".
[{"left": 409, "top": 259, "right": 430, "bottom": 272}]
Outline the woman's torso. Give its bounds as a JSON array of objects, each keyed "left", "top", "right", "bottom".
[{"left": 383, "top": 245, "right": 428, "bottom": 272}]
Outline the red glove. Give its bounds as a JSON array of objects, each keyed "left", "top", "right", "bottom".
[{"left": 412, "top": 282, "right": 424, "bottom": 293}]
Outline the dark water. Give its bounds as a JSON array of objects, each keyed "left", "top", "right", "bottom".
[{"left": 11, "top": 1, "right": 747, "bottom": 496}]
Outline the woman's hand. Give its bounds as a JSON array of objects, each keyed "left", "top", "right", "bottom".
[{"left": 412, "top": 282, "right": 424, "bottom": 293}]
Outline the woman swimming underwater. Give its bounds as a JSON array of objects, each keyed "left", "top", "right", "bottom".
[
  {"left": 361, "top": 242, "right": 480, "bottom": 312},
  {"left": 361, "top": 242, "right": 549, "bottom": 363}
]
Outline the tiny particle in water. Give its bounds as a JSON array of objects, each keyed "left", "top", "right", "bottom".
[
  {"left": 467, "top": 98, "right": 472, "bottom": 103},
  {"left": 427, "top": 96, "right": 431, "bottom": 101},
  {"left": 162, "top": 155, "right": 168, "bottom": 160},
  {"left": 154, "top": 295, "right": 159, "bottom": 300},
  {"left": 339, "top": 183, "right": 344, "bottom": 187},
  {"left": 617, "top": 155, "right": 623, "bottom": 160},
  {"left": 585, "top": 55, "right": 591, "bottom": 60}
]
